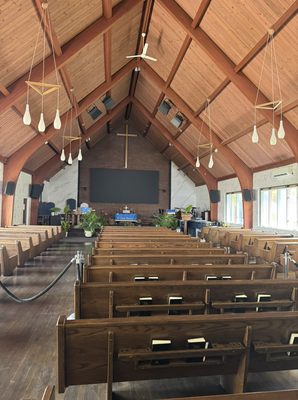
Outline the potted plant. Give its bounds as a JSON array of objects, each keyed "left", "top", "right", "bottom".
[
  {"left": 80, "top": 211, "right": 102, "bottom": 237},
  {"left": 152, "top": 214, "right": 178, "bottom": 230},
  {"left": 50, "top": 206, "right": 61, "bottom": 216},
  {"left": 181, "top": 204, "right": 193, "bottom": 221},
  {"left": 61, "top": 220, "right": 70, "bottom": 237}
]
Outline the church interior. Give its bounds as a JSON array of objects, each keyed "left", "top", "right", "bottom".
[{"left": 0, "top": 0, "right": 297, "bottom": 399}]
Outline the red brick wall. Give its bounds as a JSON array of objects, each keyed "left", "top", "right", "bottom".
[{"left": 79, "top": 133, "right": 170, "bottom": 221}]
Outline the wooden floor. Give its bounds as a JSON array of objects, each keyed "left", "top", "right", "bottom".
[{"left": 1, "top": 239, "right": 298, "bottom": 400}]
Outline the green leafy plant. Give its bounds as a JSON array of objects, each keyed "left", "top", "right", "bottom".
[
  {"left": 61, "top": 220, "right": 70, "bottom": 232},
  {"left": 152, "top": 214, "right": 179, "bottom": 230},
  {"left": 63, "top": 205, "right": 71, "bottom": 215},
  {"left": 50, "top": 206, "right": 61, "bottom": 215},
  {"left": 184, "top": 204, "right": 193, "bottom": 214},
  {"left": 80, "top": 211, "right": 102, "bottom": 236}
]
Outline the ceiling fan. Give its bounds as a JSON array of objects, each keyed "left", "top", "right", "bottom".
[{"left": 126, "top": 33, "right": 157, "bottom": 63}]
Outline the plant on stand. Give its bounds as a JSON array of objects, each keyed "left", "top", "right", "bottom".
[
  {"left": 50, "top": 206, "right": 61, "bottom": 216},
  {"left": 181, "top": 204, "right": 193, "bottom": 221},
  {"left": 80, "top": 211, "right": 102, "bottom": 237},
  {"left": 152, "top": 214, "right": 179, "bottom": 230},
  {"left": 61, "top": 220, "right": 70, "bottom": 237}
]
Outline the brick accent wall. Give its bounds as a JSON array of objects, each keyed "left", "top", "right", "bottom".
[{"left": 79, "top": 133, "right": 170, "bottom": 221}]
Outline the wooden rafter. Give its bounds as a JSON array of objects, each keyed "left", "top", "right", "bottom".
[
  {"left": 191, "top": 0, "right": 212, "bottom": 29},
  {"left": 158, "top": 0, "right": 298, "bottom": 159},
  {"left": 0, "top": 0, "right": 142, "bottom": 114}
]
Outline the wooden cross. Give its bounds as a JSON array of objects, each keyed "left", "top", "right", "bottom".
[{"left": 116, "top": 123, "right": 137, "bottom": 168}]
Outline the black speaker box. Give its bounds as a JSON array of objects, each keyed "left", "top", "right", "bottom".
[
  {"left": 4, "top": 181, "right": 16, "bottom": 195},
  {"left": 242, "top": 189, "right": 253, "bottom": 202},
  {"left": 29, "top": 184, "right": 44, "bottom": 199},
  {"left": 210, "top": 189, "right": 220, "bottom": 203}
]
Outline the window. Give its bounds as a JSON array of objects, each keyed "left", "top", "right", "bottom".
[
  {"left": 226, "top": 192, "right": 243, "bottom": 225},
  {"left": 260, "top": 185, "right": 298, "bottom": 230}
]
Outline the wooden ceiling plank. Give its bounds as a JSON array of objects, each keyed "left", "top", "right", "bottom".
[
  {"left": 191, "top": 0, "right": 212, "bottom": 29},
  {"left": 193, "top": 78, "right": 230, "bottom": 117},
  {"left": 133, "top": 96, "right": 217, "bottom": 189},
  {"left": 235, "top": 1, "right": 298, "bottom": 73},
  {"left": 0, "top": 0, "right": 142, "bottom": 114},
  {"left": 141, "top": 62, "right": 253, "bottom": 189},
  {"left": 158, "top": 0, "right": 298, "bottom": 159},
  {"left": 165, "top": 35, "right": 192, "bottom": 87}
]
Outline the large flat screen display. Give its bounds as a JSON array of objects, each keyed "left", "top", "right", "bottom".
[{"left": 90, "top": 168, "right": 159, "bottom": 204}]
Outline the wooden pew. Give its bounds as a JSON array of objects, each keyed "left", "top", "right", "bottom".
[
  {"left": 57, "top": 312, "right": 298, "bottom": 397},
  {"left": 41, "top": 386, "right": 55, "bottom": 400},
  {"left": 83, "top": 264, "right": 276, "bottom": 283},
  {"left": 0, "top": 228, "right": 49, "bottom": 252},
  {"left": 6, "top": 226, "right": 54, "bottom": 246},
  {"left": 95, "top": 247, "right": 226, "bottom": 256},
  {"left": 74, "top": 280, "right": 298, "bottom": 319},
  {"left": 97, "top": 240, "right": 212, "bottom": 249},
  {"left": 167, "top": 389, "right": 298, "bottom": 400},
  {"left": 91, "top": 253, "right": 248, "bottom": 266},
  {"left": 260, "top": 241, "right": 298, "bottom": 264},
  {"left": 0, "top": 231, "right": 42, "bottom": 256},
  {"left": 244, "top": 238, "right": 298, "bottom": 258},
  {"left": 230, "top": 233, "right": 293, "bottom": 253},
  {"left": 0, "top": 245, "right": 18, "bottom": 276},
  {"left": 0, "top": 239, "right": 30, "bottom": 266}
]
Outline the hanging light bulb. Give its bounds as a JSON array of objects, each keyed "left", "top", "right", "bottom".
[
  {"left": 270, "top": 127, "right": 277, "bottom": 145},
  {"left": 78, "top": 148, "right": 83, "bottom": 161},
  {"left": 38, "top": 112, "right": 46, "bottom": 132},
  {"left": 68, "top": 152, "right": 73, "bottom": 165},
  {"left": 195, "top": 156, "right": 200, "bottom": 168},
  {"left": 23, "top": 103, "right": 31, "bottom": 125},
  {"left": 208, "top": 153, "right": 214, "bottom": 169},
  {"left": 277, "top": 119, "right": 285, "bottom": 139},
  {"left": 60, "top": 148, "right": 65, "bottom": 161},
  {"left": 53, "top": 109, "right": 61, "bottom": 129},
  {"left": 252, "top": 125, "right": 259, "bottom": 143}
]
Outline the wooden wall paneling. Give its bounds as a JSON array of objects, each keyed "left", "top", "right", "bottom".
[
  {"left": 177, "top": 124, "right": 209, "bottom": 157},
  {"left": 146, "top": 125, "right": 170, "bottom": 151},
  {"left": 0, "top": 0, "right": 51, "bottom": 87},
  {"left": 110, "top": 75, "right": 131, "bottom": 106},
  {"left": 111, "top": 2, "right": 143, "bottom": 75},
  {"left": 0, "top": 109, "right": 37, "bottom": 157},
  {"left": 134, "top": 73, "right": 161, "bottom": 113},
  {"left": 145, "top": 2, "right": 187, "bottom": 81},
  {"left": 174, "top": 0, "right": 202, "bottom": 19},
  {"left": 228, "top": 123, "right": 294, "bottom": 168},
  {"left": 24, "top": 145, "right": 56, "bottom": 172},
  {"left": 199, "top": 150, "right": 234, "bottom": 178},
  {"left": 199, "top": 83, "right": 264, "bottom": 141},
  {"left": 49, "top": 0, "right": 103, "bottom": 46},
  {"left": 66, "top": 36, "right": 105, "bottom": 102},
  {"left": 243, "top": 18, "right": 298, "bottom": 105},
  {"left": 200, "top": 0, "right": 296, "bottom": 64},
  {"left": 156, "top": 108, "right": 185, "bottom": 137},
  {"left": 284, "top": 106, "right": 298, "bottom": 129},
  {"left": 171, "top": 40, "right": 226, "bottom": 111}
]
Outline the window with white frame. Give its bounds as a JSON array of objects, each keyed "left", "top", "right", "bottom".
[
  {"left": 260, "top": 185, "right": 298, "bottom": 230},
  {"left": 226, "top": 192, "right": 243, "bottom": 225}
]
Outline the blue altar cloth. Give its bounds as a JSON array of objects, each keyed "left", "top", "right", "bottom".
[{"left": 114, "top": 213, "right": 138, "bottom": 222}]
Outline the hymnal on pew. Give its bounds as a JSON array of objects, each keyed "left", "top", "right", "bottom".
[
  {"left": 233, "top": 294, "right": 248, "bottom": 313},
  {"left": 134, "top": 276, "right": 146, "bottom": 281},
  {"left": 168, "top": 295, "right": 183, "bottom": 315},
  {"left": 221, "top": 275, "right": 232, "bottom": 280},
  {"left": 148, "top": 276, "right": 159, "bottom": 281},
  {"left": 206, "top": 275, "right": 219, "bottom": 280},
  {"left": 151, "top": 339, "right": 171, "bottom": 365},
  {"left": 256, "top": 293, "right": 272, "bottom": 312},
  {"left": 187, "top": 337, "right": 208, "bottom": 362},
  {"left": 139, "top": 297, "right": 152, "bottom": 316},
  {"left": 288, "top": 333, "right": 298, "bottom": 357}
]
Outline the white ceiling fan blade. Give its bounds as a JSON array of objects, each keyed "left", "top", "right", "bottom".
[
  {"left": 141, "top": 42, "right": 149, "bottom": 57},
  {"left": 143, "top": 55, "right": 157, "bottom": 62},
  {"left": 126, "top": 55, "right": 141, "bottom": 59}
]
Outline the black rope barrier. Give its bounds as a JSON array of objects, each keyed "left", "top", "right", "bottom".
[{"left": 0, "top": 251, "right": 85, "bottom": 304}]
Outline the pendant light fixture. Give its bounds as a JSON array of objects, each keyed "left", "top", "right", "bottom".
[
  {"left": 196, "top": 99, "right": 217, "bottom": 169},
  {"left": 60, "top": 88, "right": 83, "bottom": 164},
  {"left": 252, "top": 29, "right": 284, "bottom": 145},
  {"left": 23, "top": 1, "right": 61, "bottom": 132}
]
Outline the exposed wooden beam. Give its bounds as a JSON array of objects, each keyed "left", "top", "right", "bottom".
[
  {"left": 44, "top": 141, "right": 60, "bottom": 155},
  {"left": 158, "top": 0, "right": 298, "bottom": 158},
  {"left": 235, "top": 1, "right": 298, "bottom": 72},
  {"left": 103, "top": 0, "right": 113, "bottom": 84},
  {"left": 133, "top": 97, "right": 217, "bottom": 189},
  {"left": 165, "top": 35, "right": 192, "bottom": 87},
  {"left": 191, "top": 0, "right": 212, "bottom": 29},
  {"left": 140, "top": 62, "right": 253, "bottom": 186},
  {"left": 193, "top": 78, "right": 230, "bottom": 117},
  {"left": 252, "top": 157, "right": 297, "bottom": 174},
  {"left": 0, "top": 0, "right": 141, "bottom": 114}
]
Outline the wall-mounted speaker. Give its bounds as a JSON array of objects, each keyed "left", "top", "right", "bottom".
[
  {"left": 242, "top": 189, "right": 253, "bottom": 201},
  {"left": 158, "top": 100, "right": 172, "bottom": 115},
  {"left": 102, "top": 95, "right": 115, "bottom": 110},
  {"left": 4, "top": 181, "right": 16, "bottom": 195},
  {"left": 87, "top": 105, "right": 102, "bottom": 120},
  {"left": 29, "top": 184, "right": 44, "bottom": 199},
  {"left": 210, "top": 189, "right": 220, "bottom": 203}
]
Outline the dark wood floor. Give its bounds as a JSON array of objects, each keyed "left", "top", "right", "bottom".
[{"left": 1, "top": 239, "right": 298, "bottom": 400}]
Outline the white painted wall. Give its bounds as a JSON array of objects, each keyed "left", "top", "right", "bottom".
[
  {"left": 42, "top": 158, "right": 78, "bottom": 210},
  {"left": 196, "top": 185, "right": 210, "bottom": 213},
  {"left": 0, "top": 162, "right": 3, "bottom": 226},
  {"left": 12, "top": 171, "right": 32, "bottom": 225},
  {"left": 171, "top": 163, "right": 197, "bottom": 209}
]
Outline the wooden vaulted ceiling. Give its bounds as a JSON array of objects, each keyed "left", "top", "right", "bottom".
[{"left": 0, "top": 0, "right": 297, "bottom": 187}]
